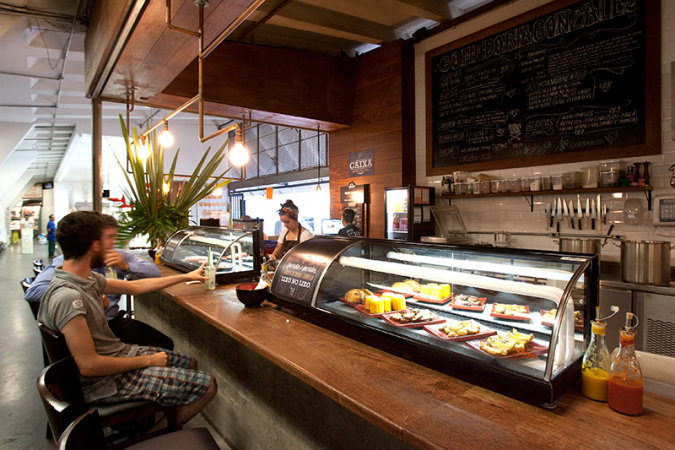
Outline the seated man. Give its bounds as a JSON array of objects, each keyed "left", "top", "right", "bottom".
[
  {"left": 26, "top": 214, "right": 173, "bottom": 350},
  {"left": 38, "top": 211, "right": 216, "bottom": 426},
  {"left": 338, "top": 208, "right": 362, "bottom": 237}
]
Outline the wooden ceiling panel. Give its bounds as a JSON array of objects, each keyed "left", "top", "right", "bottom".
[
  {"left": 99, "top": 0, "right": 263, "bottom": 102},
  {"left": 248, "top": 2, "right": 396, "bottom": 44},
  {"left": 296, "top": 0, "right": 439, "bottom": 26},
  {"left": 238, "top": 21, "right": 363, "bottom": 56}
]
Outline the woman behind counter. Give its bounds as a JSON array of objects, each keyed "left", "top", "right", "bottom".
[{"left": 269, "top": 200, "right": 313, "bottom": 261}]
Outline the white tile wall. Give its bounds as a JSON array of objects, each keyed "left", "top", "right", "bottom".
[{"left": 414, "top": 0, "right": 675, "bottom": 264}]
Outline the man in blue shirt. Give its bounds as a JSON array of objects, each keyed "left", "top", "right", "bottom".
[
  {"left": 26, "top": 214, "right": 173, "bottom": 349},
  {"left": 47, "top": 214, "right": 57, "bottom": 258}
]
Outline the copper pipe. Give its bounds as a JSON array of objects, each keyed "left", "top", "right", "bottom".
[
  {"left": 165, "top": 0, "right": 200, "bottom": 37},
  {"left": 139, "top": 94, "right": 199, "bottom": 140},
  {"left": 240, "top": 0, "right": 291, "bottom": 41},
  {"left": 202, "top": 0, "right": 266, "bottom": 58}
]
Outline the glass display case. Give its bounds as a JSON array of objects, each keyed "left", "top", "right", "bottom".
[
  {"left": 269, "top": 236, "right": 598, "bottom": 406},
  {"left": 161, "top": 226, "right": 262, "bottom": 284}
]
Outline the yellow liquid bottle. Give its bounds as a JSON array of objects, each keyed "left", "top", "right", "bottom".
[{"left": 581, "top": 319, "right": 610, "bottom": 401}]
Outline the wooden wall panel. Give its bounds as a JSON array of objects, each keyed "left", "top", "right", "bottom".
[
  {"left": 163, "top": 41, "right": 357, "bottom": 126},
  {"left": 329, "top": 40, "right": 406, "bottom": 239}
]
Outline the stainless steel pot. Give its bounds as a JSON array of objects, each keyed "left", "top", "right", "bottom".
[
  {"left": 620, "top": 240, "right": 672, "bottom": 286},
  {"left": 558, "top": 238, "right": 601, "bottom": 255}
]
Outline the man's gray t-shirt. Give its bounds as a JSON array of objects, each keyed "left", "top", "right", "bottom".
[{"left": 37, "top": 268, "right": 138, "bottom": 401}]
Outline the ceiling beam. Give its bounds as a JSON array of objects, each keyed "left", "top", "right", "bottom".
[
  {"left": 247, "top": 2, "right": 396, "bottom": 44},
  {"left": 395, "top": 0, "right": 452, "bottom": 20}
]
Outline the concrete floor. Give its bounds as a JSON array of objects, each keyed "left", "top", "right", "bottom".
[
  {"left": 0, "top": 242, "right": 54, "bottom": 449},
  {"left": 0, "top": 241, "right": 228, "bottom": 449}
]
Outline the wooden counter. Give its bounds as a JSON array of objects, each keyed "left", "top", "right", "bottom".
[{"left": 137, "top": 267, "right": 674, "bottom": 449}]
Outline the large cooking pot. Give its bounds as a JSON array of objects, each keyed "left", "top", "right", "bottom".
[
  {"left": 558, "top": 238, "right": 601, "bottom": 255},
  {"left": 620, "top": 240, "right": 672, "bottom": 286}
]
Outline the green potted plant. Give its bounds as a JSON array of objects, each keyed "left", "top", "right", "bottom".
[{"left": 116, "top": 116, "right": 233, "bottom": 248}]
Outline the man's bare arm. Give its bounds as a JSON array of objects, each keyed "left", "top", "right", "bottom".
[
  {"left": 61, "top": 316, "right": 168, "bottom": 377},
  {"left": 103, "top": 263, "right": 207, "bottom": 295}
]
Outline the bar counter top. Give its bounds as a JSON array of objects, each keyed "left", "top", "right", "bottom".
[{"left": 155, "top": 267, "right": 673, "bottom": 449}]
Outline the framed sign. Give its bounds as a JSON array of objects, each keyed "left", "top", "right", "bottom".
[
  {"left": 426, "top": 0, "right": 660, "bottom": 175},
  {"left": 348, "top": 149, "right": 374, "bottom": 177}
]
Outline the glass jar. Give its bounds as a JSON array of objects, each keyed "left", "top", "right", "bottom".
[
  {"left": 551, "top": 174, "right": 563, "bottom": 190},
  {"left": 491, "top": 179, "right": 503, "bottom": 193},
  {"left": 479, "top": 180, "right": 491, "bottom": 194},
  {"left": 608, "top": 320, "right": 643, "bottom": 415},
  {"left": 529, "top": 176, "right": 541, "bottom": 191},
  {"left": 541, "top": 175, "right": 552, "bottom": 191},
  {"left": 581, "top": 320, "right": 611, "bottom": 402}
]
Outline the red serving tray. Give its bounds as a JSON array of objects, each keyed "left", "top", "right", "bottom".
[
  {"left": 412, "top": 295, "right": 452, "bottom": 305},
  {"left": 465, "top": 338, "right": 548, "bottom": 359},
  {"left": 380, "top": 310, "right": 445, "bottom": 328},
  {"left": 450, "top": 295, "right": 487, "bottom": 311},
  {"left": 423, "top": 320, "right": 497, "bottom": 342},
  {"left": 490, "top": 304, "right": 531, "bottom": 321}
]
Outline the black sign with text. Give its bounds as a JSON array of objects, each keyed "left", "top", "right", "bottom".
[
  {"left": 340, "top": 183, "right": 369, "bottom": 205},
  {"left": 429, "top": 0, "right": 653, "bottom": 170}
]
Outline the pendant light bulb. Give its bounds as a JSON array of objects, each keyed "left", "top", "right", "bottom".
[
  {"left": 137, "top": 137, "right": 150, "bottom": 163},
  {"left": 159, "top": 122, "right": 174, "bottom": 147},
  {"left": 229, "top": 124, "right": 249, "bottom": 167}
]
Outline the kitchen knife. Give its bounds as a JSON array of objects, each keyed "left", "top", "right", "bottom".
[
  {"left": 585, "top": 198, "right": 590, "bottom": 230},
  {"left": 597, "top": 194, "right": 602, "bottom": 233},
  {"left": 591, "top": 199, "right": 597, "bottom": 230},
  {"left": 545, "top": 203, "right": 550, "bottom": 228},
  {"left": 549, "top": 201, "right": 555, "bottom": 228},
  {"left": 577, "top": 195, "right": 583, "bottom": 230},
  {"left": 556, "top": 198, "right": 562, "bottom": 233},
  {"left": 569, "top": 200, "right": 575, "bottom": 229},
  {"left": 562, "top": 197, "right": 569, "bottom": 229},
  {"left": 602, "top": 204, "right": 608, "bottom": 225}
]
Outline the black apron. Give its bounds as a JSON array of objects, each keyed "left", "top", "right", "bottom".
[{"left": 278, "top": 225, "right": 304, "bottom": 259}]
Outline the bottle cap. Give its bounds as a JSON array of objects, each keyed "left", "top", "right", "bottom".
[{"left": 591, "top": 319, "right": 606, "bottom": 335}]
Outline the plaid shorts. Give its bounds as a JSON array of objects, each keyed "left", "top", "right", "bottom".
[{"left": 98, "top": 346, "right": 212, "bottom": 406}]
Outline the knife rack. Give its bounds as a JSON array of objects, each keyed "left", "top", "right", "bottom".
[{"left": 439, "top": 185, "right": 652, "bottom": 212}]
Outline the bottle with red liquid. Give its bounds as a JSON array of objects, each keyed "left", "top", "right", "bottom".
[{"left": 608, "top": 313, "right": 643, "bottom": 415}]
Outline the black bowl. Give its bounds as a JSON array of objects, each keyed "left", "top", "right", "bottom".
[{"left": 236, "top": 283, "right": 268, "bottom": 308}]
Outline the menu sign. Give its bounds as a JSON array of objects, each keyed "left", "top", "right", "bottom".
[
  {"left": 426, "top": 0, "right": 660, "bottom": 174},
  {"left": 340, "top": 182, "right": 369, "bottom": 205},
  {"left": 272, "top": 252, "right": 326, "bottom": 306}
]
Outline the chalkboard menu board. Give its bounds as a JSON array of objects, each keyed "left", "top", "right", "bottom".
[{"left": 426, "top": 0, "right": 660, "bottom": 175}]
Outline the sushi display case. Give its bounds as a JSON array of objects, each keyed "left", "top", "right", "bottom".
[
  {"left": 161, "top": 226, "right": 262, "bottom": 284},
  {"left": 269, "top": 236, "right": 598, "bottom": 406}
]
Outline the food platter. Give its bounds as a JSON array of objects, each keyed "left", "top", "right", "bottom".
[
  {"left": 490, "top": 303, "right": 531, "bottom": 321},
  {"left": 540, "top": 309, "right": 584, "bottom": 330},
  {"left": 449, "top": 294, "right": 487, "bottom": 311},
  {"left": 423, "top": 320, "right": 496, "bottom": 342},
  {"left": 380, "top": 309, "right": 445, "bottom": 328},
  {"left": 466, "top": 338, "right": 548, "bottom": 359}
]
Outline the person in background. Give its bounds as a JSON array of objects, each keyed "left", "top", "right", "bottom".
[
  {"left": 38, "top": 211, "right": 216, "bottom": 427},
  {"left": 47, "top": 214, "right": 57, "bottom": 258},
  {"left": 26, "top": 214, "right": 173, "bottom": 350},
  {"left": 269, "top": 199, "right": 313, "bottom": 262},
  {"left": 338, "top": 208, "right": 362, "bottom": 237}
]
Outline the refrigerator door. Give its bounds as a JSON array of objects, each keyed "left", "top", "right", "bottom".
[{"left": 385, "top": 187, "right": 410, "bottom": 240}]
